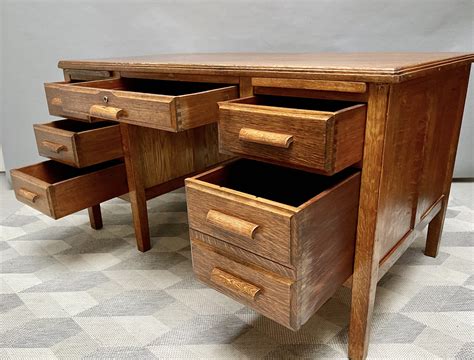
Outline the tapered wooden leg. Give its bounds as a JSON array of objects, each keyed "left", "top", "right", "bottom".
[
  {"left": 88, "top": 204, "right": 103, "bottom": 230},
  {"left": 120, "top": 123, "right": 151, "bottom": 252},
  {"left": 349, "top": 254, "right": 379, "bottom": 360},
  {"left": 128, "top": 182, "right": 150, "bottom": 252},
  {"left": 425, "top": 202, "right": 447, "bottom": 257},
  {"left": 348, "top": 84, "right": 390, "bottom": 360}
]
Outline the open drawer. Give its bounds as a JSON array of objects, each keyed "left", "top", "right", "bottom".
[
  {"left": 218, "top": 95, "right": 367, "bottom": 174},
  {"left": 11, "top": 160, "right": 128, "bottom": 219},
  {"left": 186, "top": 159, "right": 360, "bottom": 329},
  {"left": 186, "top": 159, "right": 360, "bottom": 267},
  {"left": 34, "top": 119, "right": 123, "bottom": 168},
  {"left": 45, "top": 78, "right": 239, "bottom": 131}
]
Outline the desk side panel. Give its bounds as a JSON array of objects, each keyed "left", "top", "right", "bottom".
[
  {"left": 415, "top": 66, "right": 471, "bottom": 222},
  {"left": 377, "top": 64, "right": 471, "bottom": 258}
]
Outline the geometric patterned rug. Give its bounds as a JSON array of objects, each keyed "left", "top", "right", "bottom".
[{"left": 1, "top": 184, "right": 473, "bottom": 359}]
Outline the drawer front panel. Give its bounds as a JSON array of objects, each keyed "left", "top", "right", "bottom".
[
  {"left": 11, "top": 175, "right": 52, "bottom": 217},
  {"left": 219, "top": 98, "right": 366, "bottom": 174},
  {"left": 45, "top": 81, "right": 175, "bottom": 130},
  {"left": 45, "top": 79, "right": 238, "bottom": 131},
  {"left": 191, "top": 240, "right": 295, "bottom": 329},
  {"left": 186, "top": 181, "right": 294, "bottom": 266},
  {"left": 219, "top": 104, "right": 330, "bottom": 171},
  {"left": 34, "top": 124, "right": 76, "bottom": 166},
  {"left": 11, "top": 161, "right": 128, "bottom": 219},
  {"left": 34, "top": 120, "right": 123, "bottom": 168}
]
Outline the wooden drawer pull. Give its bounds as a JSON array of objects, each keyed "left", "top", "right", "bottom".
[
  {"left": 239, "top": 128, "right": 294, "bottom": 148},
  {"left": 210, "top": 268, "right": 261, "bottom": 301},
  {"left": 41, "top": 140, "right": 67, "bottom": 153},
  {"left": 51, "top": 97, "right": 62, "bottom": 106},
  {"left": 206, "top": 209, "right": 259, "bottom": 239},
  {"left": 89, "top": 105, "right": 124, "bottom": 120},
  {"left": 18, "top": 188, "right": 39, "bottom": 203}
]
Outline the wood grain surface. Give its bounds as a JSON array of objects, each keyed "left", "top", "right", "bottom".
[
  {"left": 45, "top": 78, "right": 238, "bottom": 130},
  {"left": 210, "top": 268, "right": 261, "bottom": 301},
  {"left": 25, "top": 53, "right": 473, "bottom": 360},
  {"left": 349, "top": 64, "right": 471, "bottom": 359},
  {"left": 58, "top": 52, "right": 474, "bottom": 83},
  {"left": 348, "top": 84, "right": 391, "bottom": 360},
  {"left": 219, "top": 96, "right": 366, "bottom": 174},
  {"left": 34, "top": 119, "right": 123, "bottom": 168},
  {"left": 293, "top": 172, "right": 361, "bottom": 326},
  {"left": 11, "top": 160, "right": 128, "bottom": 219},
  {"left": 189, "top": 229, "right": 297, "bottom": 279},
  {"left": 186, "top": 159, "right": 360, "bottom": 329},
  {"left": 186, "top": 174, "right": 294, "bottom": 266},
  {"left": 191, "top": 240, "right": 296, "bottom": 329}
]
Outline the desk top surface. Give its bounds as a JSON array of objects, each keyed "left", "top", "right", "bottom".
[{"left": 59, "top": 52, "right": 474, "bottom": 82}]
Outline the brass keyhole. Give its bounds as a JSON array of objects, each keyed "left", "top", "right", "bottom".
[{"left": 103, "top": 96, "right": 108, "bottom": 103}]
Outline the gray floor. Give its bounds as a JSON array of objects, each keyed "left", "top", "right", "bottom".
[{"left": 0, "top": 174, "right": 473, "bottom": 359}]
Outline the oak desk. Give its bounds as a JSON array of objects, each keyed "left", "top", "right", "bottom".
[{"left": 11, "top": 53, "right": 473, "bottom": 359}]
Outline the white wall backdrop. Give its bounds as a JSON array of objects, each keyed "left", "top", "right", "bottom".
[{"left": 1, "top": 0, "right": 473, "bottom": 178}]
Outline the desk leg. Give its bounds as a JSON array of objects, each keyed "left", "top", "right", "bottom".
[
  {"left": 425, "top": 203, "right": 447, "bottom": 257},
  {"left": 88, "top": 204, "right": 103, "bottom": 230},
  {"left": 348, "top": 84, "right": 390, "bottom": 360},
  {"left": 120, "top": 123, "right": 151, "bottom": 252}
]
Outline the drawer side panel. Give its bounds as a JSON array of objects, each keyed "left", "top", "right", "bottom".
[
  {"left": 294, "top": 172, "right": 361, "bottom": 327},
  {"left": 52, "top": 163, "right": 128, "bottom": 218},
  {"left": 75, "top": 125, "right": 123, "bottom": 167}
]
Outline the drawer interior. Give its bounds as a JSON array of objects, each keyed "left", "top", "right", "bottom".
[
  {"left": 197, "top": 159, "right": 357, "bottom": 207},
  {"left": 74, "top": 78, "right": 232, "bottom": 96},
  {"left": 19, "top": 159, "right": 123, "bottom": 185},
  {"left": 42, "top": 119, "right": 118, "bottom": 133},
  {"left": 233, "top": 95, "right": 360, "bottom": 112}
]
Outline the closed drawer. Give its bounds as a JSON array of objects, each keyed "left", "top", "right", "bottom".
[
  {"left": 186, "top": 159, "right": 360, "bottom": 267},
  {"left": 45, "top": 78, "right": 239, "bottom": 131},
  {"left": 11, "top": 160, "right": 128, "bottom": 219},
  {"left": 191, "top": 240, "right": 295, "bottom": 329},
  {"left": 218, "top": 95, "right": 366, "bottom": 174},
  {"left": 34, "top": 119, "right": 123, "bottom": 168}
]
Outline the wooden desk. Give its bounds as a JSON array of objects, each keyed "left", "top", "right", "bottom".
[{"left": 11, "top": 53, "right": 473, "bottom": 359}]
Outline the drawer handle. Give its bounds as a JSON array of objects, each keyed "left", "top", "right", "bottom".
[
  {"left": 210, "top": 268, "right": 261, "bottom": 301},
  {"left": 206, "top": 210, "right": 259, "bottom": 240},
  {"left": 239, "top": 128, "right": 294, "bottom": 148},
  {"left": 41, "top": 140, "right": 67, "bottom": 153},
  {"left": 51, "top": 97, "right": 62, "bottom": 106},
  {"left": 18, "top": 188, "right": 39, "bottom": 203},
  {"left": 89, "top": 104, "right": 124, "bottom": 120}
]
